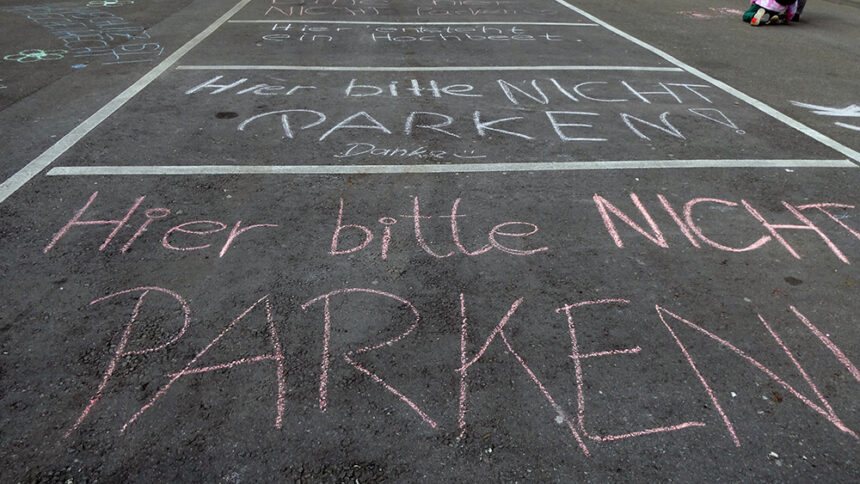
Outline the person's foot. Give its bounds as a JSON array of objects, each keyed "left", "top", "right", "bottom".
[
  {"left": 796, "top": 0, "right": 806, "bottom": 17},
  {"left": 751, "top": 7, "right": 767, "bottom": 25}
]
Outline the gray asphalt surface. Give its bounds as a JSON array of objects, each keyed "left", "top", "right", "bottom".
[{"left": 1, "top": 0, "right": 858, "bottom": 481}]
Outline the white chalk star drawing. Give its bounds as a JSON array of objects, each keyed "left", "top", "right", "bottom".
[{"left": 791, "top": 101, "right": 860, "bottom": 131}]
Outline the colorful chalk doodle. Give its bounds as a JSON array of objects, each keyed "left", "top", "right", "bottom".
[
  {"left": 4, "top": 49, "right": 68, "bottom": 63},
  {"left": 3, "top": 4, "right": 164, "bottom": 65}
]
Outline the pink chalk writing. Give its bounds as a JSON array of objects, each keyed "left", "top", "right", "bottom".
[
  {"left": 122, "top": 294, "right": 285, "bottom": 433},
  {"left": 655, "top": 306, "right": 739, "bottom": 446},
  {"left": 302, "top": 288, "right": 436, "bottom": 428},
  {"left": 657, "top": 194, "right": 700, "bottom": 248},
  {"left": 121, "top": 208, "right": 170, "bottom": 253},
  {"left": 330, "top": 197, "right": 548, "bottom": 259},
  {"left": 595, "top": 193, "right": 856, "bottom": 263},
  {"left": 657, "top": 305, "right": 857, "bottom": 446},
  {"left": 378, "top": 217, "right": 397, "bottom": 259},
  {"left": 457, "top": 294, "right": 468, "bottom": 440},
  {"left": 45, "top": 191, "right": 144, "bottom": 253},
  {"left": 330, "top": 198, "right": 374, "bottom": 255},
  {"left": 405, "top": 195, "right": 454, "bottom": 258},
  {"left": 45, "top": 192, "right": 857, "bottom": 266},
  {"left": 221, "top": 221, "right": 280, "bottom": 257},
  {"left": 789, "top": 306, "right": 860, "bottom": 382},
  {"left": 557, "top": 300, "right": 705, "bottom": 442},
  {"left": 65, "top": 285, "right": 858, "bottom": 449},
  {"left": 65, "top": 287, "right": 191, "bottom": 438},
  {"left": 458, "top": 294, "right": 590, "bottom": 455},
  {"left": 797, "top": 203, "right": 860, "bottom": 241},
  {"left": 757, "top": 313, "right": 839, "bottom": 421},
  {"left": 745, "top": 201, "right": 850, "bottom": 264},
  {"left": 684, "top": 198, "right": 770, "bottom": 252},
  {"left": 45, "top": 192, "right": 277, "bottom": 257},
  {"left": 162, "top": 220, "right": 228, "bottom": 251},
  {"left": 594, "top": 193, "right": 668, "bottom": 248},
  {"left": 450, "top": 198, "right": 492, "bottom": 256}
]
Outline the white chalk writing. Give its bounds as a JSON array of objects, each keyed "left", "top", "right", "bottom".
[{"left": 5, "top": 4, "right": 164, "bottom": 65}]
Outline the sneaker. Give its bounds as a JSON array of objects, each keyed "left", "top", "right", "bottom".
[
  {"left": 767, "top": 12, "right": 785, "bottom": 24},
  {"left": 750, "top": 7, "right": 767, "bottom": 25}
]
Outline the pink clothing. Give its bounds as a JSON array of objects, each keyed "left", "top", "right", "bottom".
[{"left": 751, "top": 0, "right": 798, "bottom": 19}]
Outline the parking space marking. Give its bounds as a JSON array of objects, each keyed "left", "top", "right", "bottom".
[
  {"left": 175, "top": 65, "right": 685, "bottom": 72},
  {"left": 46, "top": 159, "right": 856, "bottom": 176},
  {"left": 0, "top": 0, "right": 254, "bottom": 204},
  {"left": 2, "top": 0, "right": 858, "bottom": 208},
  {"left": 228, "top": 20, "right": 599, "bottom": 26},
  {"left": 552, "top": 0, "right": 860, "bottom": 165}
]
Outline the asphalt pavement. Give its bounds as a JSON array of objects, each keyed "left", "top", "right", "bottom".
[{"left": 0, "top": 0, "right": 858, "bottom": 481}]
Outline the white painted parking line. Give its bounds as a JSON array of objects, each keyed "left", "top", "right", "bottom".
[
  {"left": 46, "top": 159, "right": 856, "bottom": 176},
  {"left": 2, "top": 0, "right": 857, "bottom": 209},
  {"left": 0, "top": 0, "right": 254, "bottom": 205},
  {"left": 176, "top": 65, "right": 684, "bottom": 72},
  {"left": 228, "top": 20, "right": 600, "bottom": 26},
  {"left": 552, "top": 0, "right": 860, "bottom": 166}
]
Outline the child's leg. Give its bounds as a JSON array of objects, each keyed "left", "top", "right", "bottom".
[
  {"left": 750, "top": 6, "right": 769, "bottom": 25},
  {"left": 743, "top": 3, "right": 763, "bottom": 22},
  {"left": 793, "top": 0, "right": 806, "bottom": 21}
]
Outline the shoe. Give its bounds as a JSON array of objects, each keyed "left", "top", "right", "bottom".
[
  {"left": 750, "top": 7, "right": 767, "bottom": 25},
  {"left": 796, "top": 0, "right": 806, "bottom": 17},
  {"left": 767, "top": 13, "right": 785, "bottom": 24}
]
